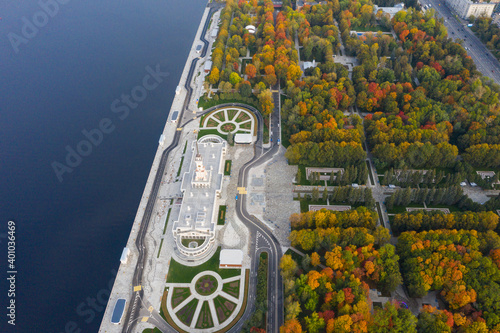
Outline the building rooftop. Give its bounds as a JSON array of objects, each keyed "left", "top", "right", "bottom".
[
  {"left": 373, "top": 3, "right": 405, "bottom": 17},
  {"left": 175, "top": 141, "right": 225, "bottom": 236},
  {"left": 204, "top": 60, "right": 213, "bottom": 71},
  {"left": 220, "top": 249, "right": 243, "bottom": 267},
  {"left": 235, "top": 133, "right": 253, "bottom": 144}
]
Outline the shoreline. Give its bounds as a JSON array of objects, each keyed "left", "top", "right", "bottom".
[{"left": 98, "top": 4, "right": 215, "bottom": 332}]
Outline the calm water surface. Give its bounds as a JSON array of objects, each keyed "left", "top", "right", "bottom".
[{"left": 0, "top": 0, "right": 206, "bottom": 331}]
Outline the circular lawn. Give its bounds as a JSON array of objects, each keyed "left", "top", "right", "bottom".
[{"left": 195, "top": 275, "right": 218, "bottom": 296}]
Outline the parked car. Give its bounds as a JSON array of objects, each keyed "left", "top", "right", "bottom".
[
  {"left": 460, "top": 181, "right": 467, "bottom": 186},
  {"left": 388, "top": 184, "right": 396, "bottom": 189},
  {"left": 470, "top": 182, "right": 478, "bottom": 187}
]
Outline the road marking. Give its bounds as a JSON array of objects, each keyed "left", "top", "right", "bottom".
[
  {"left": 141, "top": 316, "right": 149, "bottom": 322},
  {"left": 133, "top": 285, "right": 142, "bottom": 292},
  {"left": 237, "top": 187, "right": 247, "bottom": 194},
  {"left": 256, "top": 231, "right": 271, "bottom": 249},
  {"left": 176, "top": 127, "right": 183, "bottom": 131},
  {"left": 148, "top": 306, "right": 154, "bottom": 312}
]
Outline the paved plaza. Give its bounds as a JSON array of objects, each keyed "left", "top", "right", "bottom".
[{"left": 246, "top": 147, "right": 300, "bottom": 248}]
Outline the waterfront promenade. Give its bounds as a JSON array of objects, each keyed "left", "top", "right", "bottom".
[{"left": 99, "top": 5, "right": 217, "bottom": 332}]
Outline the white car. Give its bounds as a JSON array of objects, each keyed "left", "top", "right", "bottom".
[
  {"left": 352, "top": 183, "right": 359, "bottom": 188},
  {"left": 460, "top": 181, "right": 467, "bottom": 186},
  {"left": 470, "top": 182, "right": 478, "bottom": 187},
  {"left": 388, "top": 184, "right": 396, "bottom": 189}
]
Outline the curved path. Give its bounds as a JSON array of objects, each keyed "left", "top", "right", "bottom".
[{"left": 226, "top": 102, "right": 283, "bottom": 333}]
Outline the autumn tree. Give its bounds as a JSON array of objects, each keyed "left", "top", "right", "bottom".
[
  {"left": 258, "top": 89, "right": 274, "bottom": 116},
  {"left": 245, "top": 63, "right": 257, "bottom": 79},
  {"left": 208, "top": 67, "right": 220, "bottom": 85}
]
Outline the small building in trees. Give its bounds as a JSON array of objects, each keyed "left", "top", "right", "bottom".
[{"left": 204, "top": 60, "right": 213, "bottom": 73}]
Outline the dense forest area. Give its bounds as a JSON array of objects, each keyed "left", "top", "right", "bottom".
[{"left": 207, "top": 0, "right": 500, "bottom": 331}]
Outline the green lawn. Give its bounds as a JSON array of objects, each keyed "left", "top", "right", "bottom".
[
  {"left": 176, "top": 156, "right": 185, "bottom": 178},
  {"left": 171, "top": 287, "right": 191, "bottom": 308},
  {"left": 195, "top": 275, "right": 218, "bottom": 295},
  {"left": 157, "top": 239, "right": 164, "bottom": 258},
  {"left": 163, "top": 208, "right": 172, "bottom": 235},
  {"left": 181, "top": 238, "right": 205, "bottom": 247},
  {"left": 198, "top": 94, "right": 260, "bottom": 111},
  {"left": 213, "top": 295, "right": 237, "bottom": 324},
  {"left": 386, "top": 203, "right": 424, "bottom": 214},
  {"left": 227, "top": 109, "right": 238, "bottom": 120},
  {"left": 142, "top": 328, "right": 162, "bottom": 333},
  {"left": 213, "top": 111, "right": 226, "bottom": 122},
  {"left": 199, "top": 110, "right": 217, "bottom": 127},
  {"left": 176, "top": 142, "right": 188, "bottom": 178},
  {"left": 222, "top": 280, "right": 240, "bottom": 298},
  {"left": 235, "top": 112, "right": 250, "bottom": 123},
  {"left": 166, "top": 247, "right": 240, "bottom": 283},
  {"left": 197, "top": 128, "right": 227, "bottom": 141},
  {"left": 263, "top": 117, "right": 269, "bottom": 144},
  {"left": 224, "top": 160, "right": 232, "bottom": 176},
  {"left": 177, "top": 298, "right": 199, "bottom": 326},
  {"left": 351, "top": 25, "right": 390, "bottom": 32},
  {"left": 217, "top": 205, "right": 227, "bottom": 225},
  {"left": 299, "top": 198, "right": 327, "bottom": 213},
  {"left": 195, "top": 301, "right": 214, "bottom": 329}
]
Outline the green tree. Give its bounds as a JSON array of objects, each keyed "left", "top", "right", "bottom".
[
  {"left": 304, "top": 312, "right": 325, "bottom": 333},
  {"left": 229, "top": 72, "right": 242, "bottom": 85},
  {"left": 364, "top": 187, "right": 375, "bottom": 208},
  {"left": 373, "top": 226, "right": 391, "bottom": 246},
  {"left": 312, "top": 188, "right": 320, "bottom": 202}
]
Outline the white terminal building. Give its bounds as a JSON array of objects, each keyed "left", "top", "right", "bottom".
[
  {"left": 444, "top": 0, "right": 497, "bottom": 18},
  {"left": 173, "top": 137, "right": 226, "bottom": 259}
]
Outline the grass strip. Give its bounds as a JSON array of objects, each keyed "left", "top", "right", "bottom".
[
  {"left": 157, "top": 239, "right": 164, "bottom": 258},
  {"left": 217, "top": 269, "right": 250, "bottom": 333},
  {"left": 163, "top": 208, "right": 172, "bottom": 235},
  {"left": 217, "top": 205, "right": 227, "bottom": 225},
  {"left": 224, "top": 160, "right": 232, "bottom": 176}
]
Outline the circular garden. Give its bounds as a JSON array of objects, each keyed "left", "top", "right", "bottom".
[
  {"left": 220, "top": 123, "right": 236, "bottom": 133},
  {"left": 195, "top": 275, "right": 218, "bottom": 296}
]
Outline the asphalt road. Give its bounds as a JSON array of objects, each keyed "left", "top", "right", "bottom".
[
  {"left": 226, "top": 100, "right": 284, "bottom": 333},
  {"left": 419, "top": 0, "right": 500, "bottom": 85}
]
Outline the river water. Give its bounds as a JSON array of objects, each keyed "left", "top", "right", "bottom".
[{"left": 0, "top": 0, "right": 206, "bottom": 331}]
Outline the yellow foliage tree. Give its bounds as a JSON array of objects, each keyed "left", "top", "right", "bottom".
[{"left": 311, "top": 252, "right": 321, "bottom": 267}]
